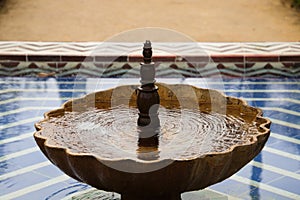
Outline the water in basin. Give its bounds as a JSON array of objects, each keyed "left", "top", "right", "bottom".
[{"left": 38, "top": 105, "right": 258, "bottom": 161}]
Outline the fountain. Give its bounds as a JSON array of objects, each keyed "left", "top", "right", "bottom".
[{"left": 34, "top": 41, "right": 271, "bottom": 200}]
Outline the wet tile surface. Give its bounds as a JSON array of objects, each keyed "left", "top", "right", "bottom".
[{"left": 0, "top": 77, "right": 299, "bottom": 200}]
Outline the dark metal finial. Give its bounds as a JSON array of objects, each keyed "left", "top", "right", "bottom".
[{"left": 143, "top": 40, "right": 152, "bottom": 64}]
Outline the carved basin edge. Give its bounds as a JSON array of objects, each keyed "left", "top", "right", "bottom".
[{"left": 34, "top": 83, "right": 271, "bottom": 164}]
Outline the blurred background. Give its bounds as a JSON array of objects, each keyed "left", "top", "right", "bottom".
[
  {"left": 0, "top": 0, "right": 299, "bottom": 42},
  {"left": 0, "top": 1, "right": 299, "bottom": 200}
]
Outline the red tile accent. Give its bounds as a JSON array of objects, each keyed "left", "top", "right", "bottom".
[
  {"left": 152, "top": 55, "right": 176, "bottom": 62},
  {"left": 217, "top": 64, "right": 226, "bottom": 69},
  {"left": 128, "top": 55, "right": 143, "bottom": 62},
  {"left": 47, "top": 63, "right": 57, "bottom": 68},
  {"left": 28, "top": 55, "right": 60, "bottom": 62},
  {"left": 0, "top": 62, "right": 20, "bottom": 67},
  {"left": 75, "top": 63, "right": 83, "bottom": 69},
  {"left": 245, "top": 55, "right": 279, "bottom": 62},
  {"left": 211, "top": 55, "right": 244, "bottom": 63},
  {"left": 245, "top": 63, "right": 256, "bottom": 68},
  {"left": 0, "top": 55, "right": 26, "bottom": 61},
  {"left": 282, "top": 63, "right": 294, "bottom": 68},
  {"left": 28, "top": 63, "right": 39, "bottom": 69},
  {"left": 170, "top": 64, "right": 178, "bottom": 69},
  {"left": 280, "top": 55, "right": 300, "bottom": 62},
  {"left": 234, "top": 64, "right": 245, "bottom": 69},
  {"left": 187, "top": 63, "right": 196, "bottom": 68},
  {"left": 61, "top": 56, "right": 94, "bottom": 62},
  {"left": 264, "top": 63, "right": 273, "bottom": 69},
  {"left": 57, "top": 63, "right": 67, "bottom": 68},
  {"left": 235, "top": 63, "right": 255, "bottom": 68},
  {"left": 122, "top": 63, "right": 132, "bottom": 69},
  {"left": 95, "top": 56, "right": 127, "bottom": 62}
]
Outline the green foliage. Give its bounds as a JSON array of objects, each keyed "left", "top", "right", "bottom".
[{"left": 292, "top": 0, "right": 300, "bottom": 8}]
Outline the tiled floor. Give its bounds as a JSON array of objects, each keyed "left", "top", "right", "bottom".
[{"left": 0, "top": 77, "right": 299, "bottom": 200}]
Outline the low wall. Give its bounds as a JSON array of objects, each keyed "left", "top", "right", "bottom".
[{"left": 0, "top": 42, "right": 299, "bottom": 77}]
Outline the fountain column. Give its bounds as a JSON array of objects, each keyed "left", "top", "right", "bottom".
[
  {"left": 136, "top": 40, "right": 160, "bottom": 127},
  {"left": 136, "top": 40, "right": 160, "bottom": 161}
]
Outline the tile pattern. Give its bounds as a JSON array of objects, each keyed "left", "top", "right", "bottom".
[
  {"left": 0, "top": 77, "right": 299, "bottom": 200},
  {"left": 0, "top": 42, "right": 299, "bottom": 78}
]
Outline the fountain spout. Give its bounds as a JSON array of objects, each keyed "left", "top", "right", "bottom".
[{"left": 136, "top": 40, "right": 160, "bottom": 127}]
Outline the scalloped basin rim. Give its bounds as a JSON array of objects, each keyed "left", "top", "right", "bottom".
[
  {"left": 34, "top": 83, "right": 271, "bottom": 164},
  {"left": 34, "top": 129, "right": 267, "bottom": 164}
]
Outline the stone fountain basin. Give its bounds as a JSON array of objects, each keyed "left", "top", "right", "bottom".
[{"left": 34, "top": 83, "right": 271, "bottom": 199}]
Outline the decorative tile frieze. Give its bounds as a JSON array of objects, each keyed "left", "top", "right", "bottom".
[{"left": 0, "top": 42, "right": 299, "bottom": 78}]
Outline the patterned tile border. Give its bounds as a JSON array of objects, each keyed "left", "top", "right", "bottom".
[{"left": 0, "top": 42, "right": 299, "bottom": 78}]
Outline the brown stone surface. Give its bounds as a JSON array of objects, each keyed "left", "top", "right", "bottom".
[
  {"left": 0, "top": 0, "right": 299, "bottom": 42},
  {"left": 34, "top": 84, "right": 271, "bottom": 199}
]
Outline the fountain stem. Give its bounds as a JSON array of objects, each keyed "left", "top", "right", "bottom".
[{"left": 136, "top": 40, "right": 160, "bottom": 127}]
